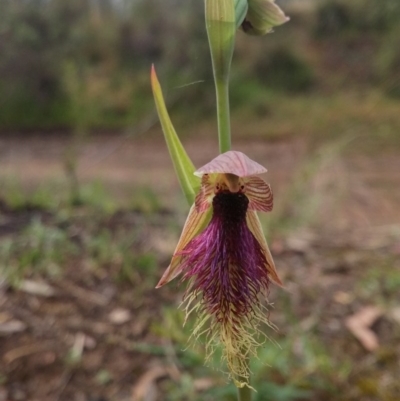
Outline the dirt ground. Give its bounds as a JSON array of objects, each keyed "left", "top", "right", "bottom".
[
  {"left": 0, "top": 132, "right": 400, "bottom": 401},
  {"left": 1, "top": 131, "right": 400, "bottom": 226}
]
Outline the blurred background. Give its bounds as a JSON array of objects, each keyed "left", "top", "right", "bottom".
[{"left": 0, "top": 0, "right": 400, "bottom": 400}]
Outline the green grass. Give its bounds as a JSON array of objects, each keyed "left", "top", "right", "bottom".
[
  {"left": 0, "top": 218, "right": 77, "bottom": 286},
  {"left": 0, "top": 180, "right": 162, "bottom": 287},
  {"left": 357, "top": 256, "right": 400, "bottom": 304}
]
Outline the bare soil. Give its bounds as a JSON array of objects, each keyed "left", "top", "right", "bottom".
[{"left": 0, "top": 133, "right": 400, "bottom": 401}]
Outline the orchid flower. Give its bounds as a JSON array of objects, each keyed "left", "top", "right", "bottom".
[
  {"left": 237, "top": 0, "right": 289, "bottom": 36},
  {"left": 157, "top": 150, "right": 282, "bottom": 383}
]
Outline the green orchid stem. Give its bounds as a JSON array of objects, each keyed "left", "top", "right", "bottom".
[
  {"left": 216, "top": 77, "right": 231, "bottom": 153},
  {"left": 236, "top": 356, "right": 252, "bottom": 401},
  {"left": 237, "top": 385, "right": 252, "bottom": 401}
]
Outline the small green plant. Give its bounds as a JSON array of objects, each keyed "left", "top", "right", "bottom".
[
  {"left": 130, "top": 187, "right": 163, "bottom": 214},
  {"left": 0, "top": 178, "right": 64, "bottom": 211},
  {"left": 376, "top": 25, "right": 400, "bottom": 98},
  {"left": 95, "top": 369, "right": 113, "bottom": 385},
  {"left": 82, "top": 225, "right": 158, "bottom": 285},
  {"left": 77, "top": 181, "right": 117, "bottom": 213},
  {"left": 0, "top": 218, "right": 77, "bottom": 286},
  {"left": 357, "top": 258, "right": 400, "bottom": 303},
  {"left": 0, "top": 179, "right": 27, "bottom": 210},
  {"left": 62, "top": 62, "right": 93, "bottom": 205}
]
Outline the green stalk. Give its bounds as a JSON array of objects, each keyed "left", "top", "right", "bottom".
[
  {"left": 215, "top": 78, "right": 231, "bottom": 153},
  {"left": 236, "top": 356, "right": 252, "bottom": 401},
  {"left": 237, "top": 385, "right": 252, "bottom": 401},
  {"left": 205, "top": 0, "right": 236, "bottom": 153}
]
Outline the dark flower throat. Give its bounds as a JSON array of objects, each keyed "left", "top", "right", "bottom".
[{"left": 212, "top": 191, "right": 249, "bottom": 225}]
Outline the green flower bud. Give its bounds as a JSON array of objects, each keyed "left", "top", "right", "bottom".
[
  {"left": 205, "top": 0, "right": 236, "bottom": 81},
  {"left": 234, "top": 0, "right": 248, "bottom": 28},
  {"left": 242, "top": 0, "right": 289, "bottom": 36}
]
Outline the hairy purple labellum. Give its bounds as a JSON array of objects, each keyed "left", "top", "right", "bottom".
[{"left": 180, "top": 191, "right": 270, "bottom": 326}]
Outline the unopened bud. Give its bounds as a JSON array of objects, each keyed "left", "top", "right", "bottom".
[
  {"left": 241, "top": 0, "right": 289, "bottom": 36},
  {"left": 205, "top": 0, "right": 236, "bottom": 80}
]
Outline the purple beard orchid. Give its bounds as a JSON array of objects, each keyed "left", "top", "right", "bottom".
[{"left": 156, "top": 151, "right": 282, "bottom": 383}]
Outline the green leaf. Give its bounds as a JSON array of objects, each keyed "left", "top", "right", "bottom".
[
  {"left": 151, "top": 66, "right": 199, "bottom": 205},
  {"left": 234, "top": 0, "right": 248, "bottom": 28}
]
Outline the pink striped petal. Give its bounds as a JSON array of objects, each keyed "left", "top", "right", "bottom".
[
  {"left": 244, "top": 176, "right": 273, "bottom": 212},
  {"left": 246, "top": 210, "right": 282, "bottom": 286},
  {"left": 195, "top": 151, "right": 268, "bottom": 177},
  {"left": 195, "top": 174, "right": 216, "bottom": 212}
]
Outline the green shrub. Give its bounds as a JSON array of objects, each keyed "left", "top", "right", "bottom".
[
  {"left": 253, "top": 47, "right": 315, "bottom": 93},
  {"left": 314, "top": 0, "right": 400, "bottom": 37},
  {"left": 376, "top": 26, "right": 400, "bottom": 98},
  {"left": 314, "top": 1, "right": 351, "bottom": 37}
]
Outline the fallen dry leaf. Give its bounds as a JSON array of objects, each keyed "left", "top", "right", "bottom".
[
  {"left": 334, "top": 291, "right": 354, "bottom": 305},
  {"left": 109, "top": 308, "right": 131, "bottom": 325},
  {"left": 193, "top": 377, "right": 215, "bottom": 391},
  {"left": 0, "top": 386, "right": 8, "bottom": 401},
  {"left": 0, "top": 312, "right": 11, "bottom": 324},
  {"left": 3, "top": 341, "right": 53, "bottom": 364},
  {"left": 19, "top": 279, "right": 55, "bottom": 297},
  {"left": 389, "top": 307, "right": 400, "bottom": 325},
  {"left": 0, "top": 320, "right": 27, "bottom": 335},
  {"left": 285, "top": 229, "right": 316, "bottom": 253},
  {"left": 58, "top": 280, "right": 109, "bottom": 306},
  {"left": 345, "top": 306, "right": 383, "bottom": 351},
  {"left": 131, "top": 366, "right": 168, "bottom": 401}
]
